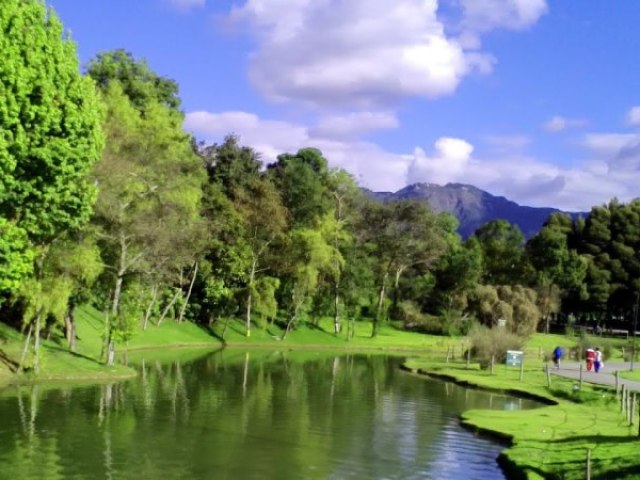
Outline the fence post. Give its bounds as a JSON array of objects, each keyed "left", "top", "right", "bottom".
[
  {"left": 490, "top": 355, "right": 495, "bottom": 375},
  {"left": 615, "top": 371, "right": 620, "bottom": 395},
  {"left": 621, "top": 385, "right": 627, "bottom": 413},
  {"left": 631, "top": 393, "right": 636, "bottom": 426},
  {"left": 466, "top": 348, "right": 471, "bottom": 369},
  {"left": 586, "top": 448, "right": 591, "bottom": 480},
  {"left": 579, "top": 364, "right": 584, "bottom": 389},
  {"left": 446, "top": 345, "right": 451, "bottom": 363},
  {"left": 519, "top": 356, "right": 525, "bottom": 381},
  {"left": 545, "top": 364, "right": 551, "bottom": 387}
]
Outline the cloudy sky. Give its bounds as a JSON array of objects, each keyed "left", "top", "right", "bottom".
[{"left": 48, "top": 0, "right": 640, "bottom": 211}]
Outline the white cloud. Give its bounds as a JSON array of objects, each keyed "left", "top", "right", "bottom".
[
  {"left": 227, "top": 0, "right": 517, "bottom": 108},
  {"left": 185, "top": 109, "right": 640, "bottom": 211},
  {"left": 544, "top": 115, "right": 588, "bottom": 132},
  {"left": 167, "top": 0, "right": 205, "bottom": 12},
  {"left": 581, "top": 133, "right": 637, "bottom": 156},
  {"left": 459, "top": 0, "right": 548, "bottom": 33},
  {"left": 309, "top": 112, "right": 399, "bottom": 139},
  {"left": 407, "top": 137, "right": 474, "bottom": 185},
  {"left": 627, "top": 106, "right": 640, "bottom": 126}
]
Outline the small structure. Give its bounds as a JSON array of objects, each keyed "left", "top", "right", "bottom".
[{"left": 506, "top": 350, "right": 524, "bottom": 367}]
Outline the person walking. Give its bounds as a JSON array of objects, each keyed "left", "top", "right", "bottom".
[
  {"left": 594, "top": 347, "right": 603, "bottom": 373},
  {"left": 586, "top": 347, "right": 595, "bottom": 372},
  {"left": 552, "top": 346, "right": 563, "bottom": 369}
]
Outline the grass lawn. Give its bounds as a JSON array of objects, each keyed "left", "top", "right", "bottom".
[
  {"left": 214, "top": 315, "right": 468, "bottom": 353},
  {"left": 404, "top": 357, "right": 640, "bottom": 479},
  {"left": 0, "top": 305, "right": 223, "bottom": 386}
]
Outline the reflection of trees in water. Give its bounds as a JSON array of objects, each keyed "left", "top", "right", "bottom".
[{"left": 0, "top": 352, "right": 516, "bottom": 479}]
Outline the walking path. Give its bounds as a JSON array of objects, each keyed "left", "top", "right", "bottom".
[{"left": 551, "top": 361, "right": 640, "bottom": 391}]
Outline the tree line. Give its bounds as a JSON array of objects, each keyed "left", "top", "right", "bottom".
[{"left": 1, "top": 1, "right": 638, "bottom": 369}]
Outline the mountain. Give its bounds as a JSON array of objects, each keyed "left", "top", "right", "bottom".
[{"left": 367, "top": 182, "right": 583, "bottom": 238}]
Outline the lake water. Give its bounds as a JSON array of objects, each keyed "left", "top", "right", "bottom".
[{"left": 0, "top": 350, "right": 541, "bottom": 479}]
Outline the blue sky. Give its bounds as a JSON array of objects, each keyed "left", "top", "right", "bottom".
[{"left": 47, "top": 0, "right": 640, "bottom": 211}]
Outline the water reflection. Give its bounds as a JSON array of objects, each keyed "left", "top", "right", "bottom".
[{"left": 0, "top": 352, "right": 542, "bottom": 479}]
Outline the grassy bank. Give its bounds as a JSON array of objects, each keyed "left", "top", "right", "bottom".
[
  {"left": 212, "top": 316, "right": 467, "bottom": 352},
  {"left": 0, "top": 305, "right": 222, "bottom": 386},
  {"left": 403, "top": 357, "right": 640, "bottom": 479}
]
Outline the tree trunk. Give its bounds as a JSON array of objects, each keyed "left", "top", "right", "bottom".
[
  {"left": 391, "top": 266, "right": 404, "bottom": 317},
  {"left": 142, "top": 284, "right": 159, "bottom": 331},
  {"left": 246, "top": 258, "right": 257, "bottom": 337},
  {"left": 157, "top": 288, "right": 181, "bottom": 326},
  {"left": 372, "top": 272, "right": 388, "bottom": 338},
  {"left": 333, "top": 279, "right": 341, "bottom": 335},
  {"left": 18, "top": 323, "right": 33, "bottom": 373},
  {"left": 282, "top": 290, "right": 301, "bottom": 340},
  {"left": 33, "top": 309, "right": 43, "bottom": 374},
  {"left": 106, "top": 337, "right": 116, "bottom": 366},
  {"left": 178, "top": 261, "right": 198, "bottom": 323},
  {"left": 65, "top": 305, "right": 77, "bottom": 352}
]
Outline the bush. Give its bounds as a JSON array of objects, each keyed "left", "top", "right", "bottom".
[
  {"left": 468, "top": 324, "right": 525, "bottom": 369},
  {"left": 440, "top": 309, "right": 477, "bottom": 336},
  {"left": 574, "top": 334, "right": 612, "bottom": 361},
  {"left": 396, "top": 301, "right": 442, "bottom": 333}
]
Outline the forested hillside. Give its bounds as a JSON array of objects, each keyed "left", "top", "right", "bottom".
[{"left": 2, "top": 0, "right": 640, "bottom": 375}]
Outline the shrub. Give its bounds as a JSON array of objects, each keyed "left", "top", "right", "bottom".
[
  {"left": 440, "top": 309, "right": 477, "bottom": 336},
  {"left": 468, "top": 324, "right": 525, "bottom": 369},
  {"left": 574, "top": 334, "right": 612, "bottom": 361}
]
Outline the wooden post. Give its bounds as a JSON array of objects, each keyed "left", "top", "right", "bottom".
[
  {"left": 622, "top": 347, "right": 625, "bottom": 361},
  {"left": 631, "top": 393, "right": 636, "bottom": 426},
  {"left": 615, "top": 371, "right": 620, "bottom": 395},
  {"left": 466, "top": 348, "right": 471, "bottom": 369},
  {"left": 445, "top": 346, "right": 451, "bottom": 363},
  {"left": 490, "top": 355, "right": 495, "bottom": 375},
  {"left": 586, "top": 448, "right": 591, "bottom": 480},
  {"left": 621, "top": 385, "right": 626, "bottom": 413},
  {"left": 579, "top": 364, "right": 584, "bottom": 389},
  {"left": 545, "top": 364, "right": 551, "bottom": 387},
  {"left": 519, "top": 355, "right": 525, "bottom": 381}
]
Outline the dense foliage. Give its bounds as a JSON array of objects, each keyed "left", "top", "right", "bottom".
[
  {"left": 0, "top": 0, "right": 104, "bottom": 371},
  {"left": 3, "top": 4, "right": 640, "bottom": 368}
]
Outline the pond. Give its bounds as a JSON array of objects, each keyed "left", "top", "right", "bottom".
[{"left": 0, "top": 351, "right": 542, "bottom": 479}]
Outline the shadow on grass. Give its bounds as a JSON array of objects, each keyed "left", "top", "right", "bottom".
[
  {"left": 0, "top": 348, "right": 19, "bottom": 372},
  {"left": 44, "top": 344, "right": 104, "bottom": 365},
  {"left": 198, "top": 323, "right": 226, "bottom": 345},
  {"left": 546, "top": 434, "right": 639, "bottom": 444},
  {"left": 305, "top": 322, "right": 339, "bottom": 338}
]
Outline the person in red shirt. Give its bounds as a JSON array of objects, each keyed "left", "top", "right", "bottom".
[{"left": 586, "top": 348, "right": 595, "bottom": 371}]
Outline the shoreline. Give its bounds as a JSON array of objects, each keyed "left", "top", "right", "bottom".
[
  {"left": 399, "top": 363, "right": 557, "bottom": 405},
  {"left": 401, "top": 358, "right": 640, "bottom": 480}
]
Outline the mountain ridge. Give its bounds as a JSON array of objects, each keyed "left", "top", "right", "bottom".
[{"left": 367, "top": 182, "right": 583, "bottom": 238}]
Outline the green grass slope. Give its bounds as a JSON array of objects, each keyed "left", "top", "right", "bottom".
[
  {"left": 403, "top": 357, "right": 640, "bottom": 479},
  {"left": 0, "top": 305, "right": 222, "bottom": 386}
]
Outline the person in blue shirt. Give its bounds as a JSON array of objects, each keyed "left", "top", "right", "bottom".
[{"left": 552, "top": 346, "right": 563, "bottom": 369}]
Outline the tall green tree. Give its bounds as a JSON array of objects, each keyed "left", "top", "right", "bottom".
[
  {"left": 473, "top": 220, "right": 528, "bottom": 285},
  {"left": 92, "top": 82, "right": 203, "bottom": 364},
  {"left": 268, "top": 148, "right": 333, "bottom": 228},
  {"left": 0, "top": 0, "right": 103, "bottom": 296},
  {"left": 87, "top": 49, "right": 180, "bottom": 113},
  {"left": 360, "top": 200, "right": 446, "bottom": 337},
  {"left": 526, "top": 213, "right": 587, "bottom": 331}
]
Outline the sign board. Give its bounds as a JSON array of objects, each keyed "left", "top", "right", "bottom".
[
  {"left": 506, "top": 350, "right": 523, "bottom": 367},
  {"left": 497, "top": 318, "right": 507, "bottom": 328}
]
